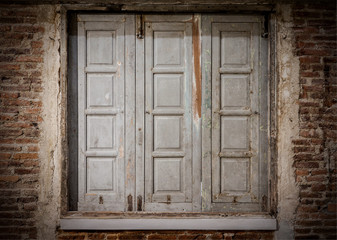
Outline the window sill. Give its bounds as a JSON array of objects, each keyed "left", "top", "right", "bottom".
[{"left": 60, "top": 213, "right": 277, "bottom": 230}]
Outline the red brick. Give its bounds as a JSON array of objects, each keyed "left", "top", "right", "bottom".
[
  {"left": 31, "top": 41, "right": 43, "bottom": 49},
  {"left": 296, "top": 220, "right": 322, "bottom": 226},
  {"left": 0, "top": 176, "right": 19, "bottom": 182},
  {"left": 293, "top": 12, "right": 322, "bottom": 19},
  {"left": 86, "top": 233, "right": 106, "bottom": 239},
  {"left": 299, "top": 192, "right": 322, "bottom": 198},
  {"left": 148, "top": 234, "right": 176, "bottom": 240},
  {"left": 306, "top": 175, "right": 326, "bottom": 182},
  {"left": 0, "top": 64, "right": 21, "bottom": 70},
  {"left": 295, "top": 235, "right": 320, "bottom": 239},
  {"left": 12, "top": 25, "right": 44, "bottom": 33},
  {"left": 0, "top": 25, "right": 11, "bottom": 31},
  {"left": 58, "top": 236, "right": 86, "bottom": 240},
  {"left": 16, "top": 55, "right": 43, "bottom": 62},
  {"left": 293, "top": 146, "right": 315, "bottom": 153},
  {"left": 106, "top": 234, "right": 118, "bottom": 240},
  {"left": 13, "top": 153, "right": 38, "bottom": 160},
  {"left": 0, "top": 153, "right": 11, "bottom": 160},
  {"left": 295, "top": 162, "right": 319, "bottom": 168},
  {"left": 307, "top": 20, "right": 336, "bottom": 26},
  {"left": 327, "top": 204, "right": 337, "bottom": 212},
  {"left": 178, "top": 234, "right": 207, "bottom": 240},
  {"left": 311, "top": 184, "right": 326, "bottom": 191},
  {"left": 14, "top": 168, "right": 39, "bottom": 175},
  {"left": 299, "top": 56, "right": 321, "bottom": 64},
  {"left": 296, "top": 170, "right": 309, "bottom": 176}
]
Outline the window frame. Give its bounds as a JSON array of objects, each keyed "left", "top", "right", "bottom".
[{"left": 60, "top": 5, "right": 278, "bottom": 230}]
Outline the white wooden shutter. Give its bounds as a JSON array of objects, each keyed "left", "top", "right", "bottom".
[
  {"left": 201, "top": 15, "right": 269, "bottom": 212},
  {"left": 77, "top": 15, "right": 135, "bottom": 211},
  {"left": 142, "top": 15, "right": 195, "bottom": 212},
  {"left": 74, "top": 13, "right": 269, "bottom": 213}
]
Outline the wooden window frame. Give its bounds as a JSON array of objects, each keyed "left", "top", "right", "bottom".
[{"left": 60, "top": 4, "right": 278, "bottom": 230}]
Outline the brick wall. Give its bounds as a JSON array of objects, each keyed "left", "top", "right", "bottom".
[
  {"left": 0, "top": 5, "right": 44, "bottom": 240},
  {"left": 292, "top": 1, "right": 337, "bottom": 240}
]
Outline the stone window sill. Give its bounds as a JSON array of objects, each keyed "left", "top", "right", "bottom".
[{"left": 60, "top": 213, "right": 277, "bottom": 230}]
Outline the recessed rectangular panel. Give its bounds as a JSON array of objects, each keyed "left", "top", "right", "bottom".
[
  {"left": 221, "top": 31, "right": 249, "bottom": 66},
  {"left": 87, "top": 157, "right": 114, "bottom": 192},
  {"left": 154, "top": 74, "right": 183, "bottom": 108},
  {"left": 221, "top": 75, "right": 249, "bottom": 108},
  {"left": 87, "top": 74, "right": 114, "bottom": 107},
  {"left": 87, "top": 116, "right": 115, "bottom": 150},
  {"left": 154, "top": 31, "right": 183, "bottom": 67},
  {"left": 221, "top": 158, "right": 249, "bottom": 192},
  {"left": 221, "top": 117, "right": 248, "bottom": 150},
  {"left": 154, "top": 116, "right": 182, "bottom": 150},
  {"left": 87, "top": 31, "right": 115, "bottom": 65},
  {"left": 154, "top": 158, "right": 182, "bottom": 192}
]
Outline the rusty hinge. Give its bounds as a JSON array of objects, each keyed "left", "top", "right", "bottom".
[
  {"left": 136, "top": 15, "right": 144, "bottom": 39},
  {"left": 261, "top": 14, "right": 269, "bottom": 38},
  {"left": 127, "top": 194, "right": 133, "bottom": 211},
  {"left": 262, "top": 195, "right": 268, "bottom": 212},
  {"left": 137, "top": 195, "right": 142, "bottom": 211}
]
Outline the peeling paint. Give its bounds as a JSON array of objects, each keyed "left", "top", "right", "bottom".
[
  {"left": 37, "top": 4, "right": 62, "bottom": 239},
  {"left": 192, "top": 15, "right": 202, "bottom": 121},
  {"left": 275, "top": 4, "right": 300, "bottom": 240}
]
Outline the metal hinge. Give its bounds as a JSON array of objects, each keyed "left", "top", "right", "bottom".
[
  {"left": 137, "top": 195, "right": 143, "bottom": 211},
  {"left": 136, "top": 15, "right": 144, "bottom": 39},
  {"left": 261, "top": 14, "right": 269, "bottom": 38},
  {"left": 127, "top": 194, "right": 133, "bottom": 211}
]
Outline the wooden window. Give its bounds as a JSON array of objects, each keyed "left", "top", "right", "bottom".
[{"left": 69, "top": 13, "right": 270, "bottom": 213}]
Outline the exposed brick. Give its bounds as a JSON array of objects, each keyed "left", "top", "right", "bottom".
[
  {"left": 16, "top": 55, "right": 43, "bottom": 62},
  {"left": 295, "top": 162, "right": 319, "bottom": 168},
  {"left": 311, "top": 184, "right": 327, "bottom": 192},
  {"left": 178, "top": 234, "right": 207, "bottom": 240},
  {"left": 0, "top": 176, "right": 19, "bottom": 183},
  {"left": 12, "top": 153, "right": 38, "bottom": 160},
  {"left": 293, "top": 2, "right": 337, "bottom": 239},
  {"left": 327, "top": 204, "right": 337, "bottom": 212},
  {"left": 296, "top": 170, "right": 309, "bottom": 176},
  {"left": 12, "top": 25, "right": 44, "bottom": 33}
]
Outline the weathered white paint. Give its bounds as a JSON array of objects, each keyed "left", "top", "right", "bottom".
[
  {"left": 203, "top": 15, "right": 268, "bottom": 212},
  {"left": 37, "top": 4, "right": 62, "bottom": 240},
  {"left": 143, "top": 15, "right": 195, "bottom": 211},
  {"left": 77, "top": 14, "right": 135, "bottom": 211}
]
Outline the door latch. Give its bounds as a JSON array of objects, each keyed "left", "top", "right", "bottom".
[{"left": 136, "top": 15, "right": 144, "bottom": 39}]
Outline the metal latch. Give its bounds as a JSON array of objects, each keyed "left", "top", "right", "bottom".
[
  {"left": 262, "top": 14, "right": 269, "bottom": 38},
  {"left": 136, "top": 15, "right": 144, "bottom": 39}
]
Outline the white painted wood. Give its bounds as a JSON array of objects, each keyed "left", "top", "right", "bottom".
[
  {"left": 77, "top": 14, "right": 135, "bottom": 211},
  {"left": 75, "top": 13, "right": 269, "bottom": 215},
  {"left": 78, "top": 15, "right": 127, "bottom": 22},
  {"left": 124, "top": 15, "right": 136, "bottom": 211},
  {"left": 60, "top": 217, "right": 277, "bottom": 230},
  {"left": 204, "top": 15, "right": 267, "bottom": 212},
  {"left": 143, "top": 15, "right": 193, "bottom": 22},
  {"left": 191, "top": 14, "right": 202, "bottom": 212},
  {"left": 143, "top": 15, "right": 194, "bottom": 211},
  {"left": 205, "top": 15, "right": 263, "bottom": 23},
  {"left": 135, "top": 14, "right": 145, "bottom": 212},
  {"left": 201, "top": 15, "right": 212, "bottom": 212}
]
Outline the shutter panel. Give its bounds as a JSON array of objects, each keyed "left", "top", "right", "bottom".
[
  {"left": 77, "top": 15, "right": 135, "bottom": 211},
  {"left": 202, "top": 16, "right": 268, "bottom": 212},
  {"left": 143, "top": 16, "right": 194, "bottom": 212}
]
